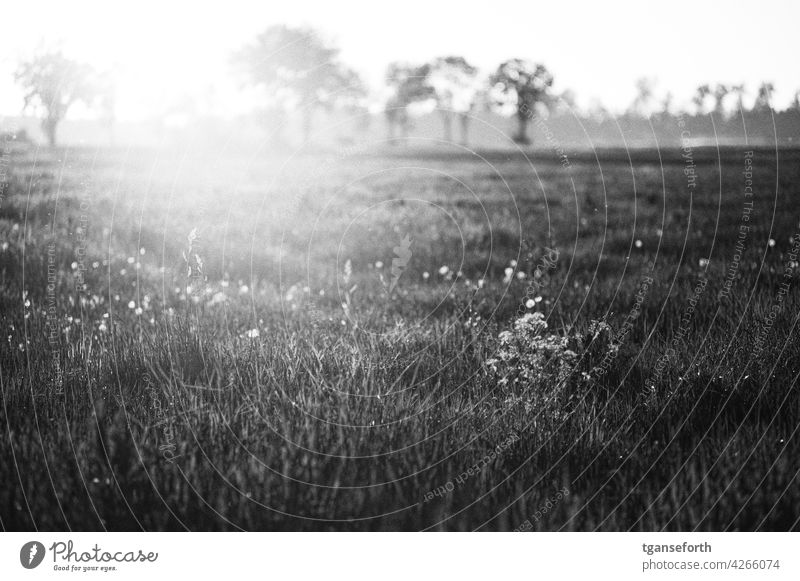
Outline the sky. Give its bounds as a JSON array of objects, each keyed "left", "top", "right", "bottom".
[{"left": 1, "top": 0, "right": 797, "bottom": 121}]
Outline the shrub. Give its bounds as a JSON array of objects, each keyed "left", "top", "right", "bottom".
[{"left": 486, "top": 313, "right": 618, "bottom": 399}]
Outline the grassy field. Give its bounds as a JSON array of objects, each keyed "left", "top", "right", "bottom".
[{"left": 1, "top": 141, "right": 799, "bottom": 531}]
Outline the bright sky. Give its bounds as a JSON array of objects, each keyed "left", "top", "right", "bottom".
[{"left": 1, "top": 0, "right": 797, "bottom": 121}]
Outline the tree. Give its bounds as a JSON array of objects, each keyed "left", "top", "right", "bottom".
[
  {"left": 730, "top": 84, "right": 746, "bottom": 113},
  {"left": 489, "top": 59, "right": 553, "bottom": 145},
  {"left": 629, "top": 77, "right": 655, "bottom": 117},
  {"left": 754, "top": 82, "right": 774, "bottom": 112},
  {"left": 428, "top": 56, "right": 480, "bottom": 145},
  {"left": 14, "top": 50, "right": 96, "bottom": 147},
  {"left": 95, "top": 70, "right": 117, "bottom": 145},
  {"left": 790, "top": 90, "right": 800, "bottom": 112},
  {"left": 692, "top": 84, "right": 711, "bottom": 115},
  {"left": 659, "top": 91, "right": 674, "bottom": 119},
  {"left": 384, "top": 62, "right": 435, "bottom": 143},
  {"left": 712, "top": 84, "right": 730, "bottom": 117},
  {"left": 235, "top": 25, "right": 363, "bottom": 143}
]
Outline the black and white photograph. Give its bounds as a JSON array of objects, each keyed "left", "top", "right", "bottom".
[{"left": 0, "top": 0, "right": 798, "bottom": 577}]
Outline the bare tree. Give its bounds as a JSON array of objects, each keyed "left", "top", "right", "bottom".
[
  {"left": 428, "top": 56, "right": 480, "bottom": 145},
  {"left": 235, "top": 25, "right": 363, "bottom": 143},
  {"left": 489, "top": 59, "right": 553, "bottom": 145},
  {"left": 384, "top": 62, "right": 435, "bottom": 143},
  {"left": 14, "top": 50, "right": 96, "bottom": 147}
]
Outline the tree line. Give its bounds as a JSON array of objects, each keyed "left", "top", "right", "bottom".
[{"left": 11, "top": 25, "right": 799, "bottom": 147}]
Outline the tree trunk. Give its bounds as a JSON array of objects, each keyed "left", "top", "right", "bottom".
[
  {"left": 43, "top": 117, "right": 58, "bottom": 147},
  {"left": 459, "top": 113, "right": 470, "bottom": 147},
  {"left": 440, "top": 110, "right": 452, "bottom": 142},
  {"left": 514, "top": 111, "right": 530, "bottom": 145}
]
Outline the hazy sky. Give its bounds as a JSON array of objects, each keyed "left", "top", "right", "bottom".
[{"left": 1, "top": 0, "right": 797, "bottom": 121}]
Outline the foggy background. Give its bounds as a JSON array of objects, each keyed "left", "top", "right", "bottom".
[{"left": 1, "top": 0, "right": 798, "bottom": 149}]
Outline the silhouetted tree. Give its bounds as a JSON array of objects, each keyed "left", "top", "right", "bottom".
[
  {"left": 489, "top": 59, "right": 553, "bottom": 144},
  {"left": 384, "top": 62, "right": 435, "bottom": 143},
  {"left": 693, "top": 84, "right": 711, "bottom": 115},
  {"left": 659, "top": 91, "right": 674, "bottom": 119},
  {"left": 235, "top": 25, "right": 363, "bottom": 143},
  {"left": 428, "top": 56, "right": 480, "bottom": 145},
  {"left": 712, "top": 84, "right": 730, "bottom": 117},
  {"left": 96, "top": 71, "right": 116, "bottom": 145},
  {"left": 14, "top": 50, "right": 96, "bottom": 147},
  {"left": 730, "top": 84, "right": 746, "bottom": 113},
  {"left": 790, "top": 90, "right": 800, "bottom": 112},
  {"left": 754, "top": 82, "right": 774, "bottom": 112},
  {"left": 629, "top": 77, "right": 655, "bottom": 117}
]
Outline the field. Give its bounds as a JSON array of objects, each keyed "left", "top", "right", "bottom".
[{"left": 1, "top": 141, "right": 799, "bottom": 531}]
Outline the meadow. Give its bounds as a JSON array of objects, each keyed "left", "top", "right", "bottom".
[{"left": 1, "top": 141, "right": 799, "bottom": 531}]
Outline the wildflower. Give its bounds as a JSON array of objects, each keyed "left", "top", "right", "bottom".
[
  {"left": 343, "top": 259, "right": 352, "bottom": 285},
  {"left": 635, "top": 240, "right": 643, "bottom": 248},
  {"left": 438, "top": 265, "right": 449, "bottom": 276},
  {"left": 208, "top": 292, "right": 227, "bottom": 306}
]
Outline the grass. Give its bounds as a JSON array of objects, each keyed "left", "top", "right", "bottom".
[{"left": 1, "top": 142, "right": 799, "bottom": 531}]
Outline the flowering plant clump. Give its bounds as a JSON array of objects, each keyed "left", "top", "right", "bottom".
[{"left": 486, "top": 313, "right": 618, "bottom": 394}]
